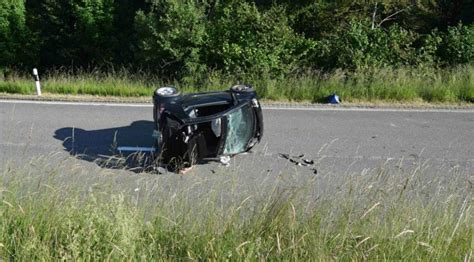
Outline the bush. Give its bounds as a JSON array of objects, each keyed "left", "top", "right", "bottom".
[
  {"left": 311, "top": 20, "right": 417, "bottom": 70},
  {"left": 134, "top": 0, "right": 208, "bottom": 78},
  {"left": 438, "top": 24, "right": 474, "bottom": 65},
  {"left": 419, "top": 24, "right": 474, "bottom": 66},
  {"left": 205, "top": 2, "right": 312, "bottom": 77}
]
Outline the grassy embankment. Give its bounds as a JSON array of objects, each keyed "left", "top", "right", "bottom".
[
  {"left": 1, "top": 66, "right": 473, "bottom": 103},
  {"left": 0, "top": 155, "right": 472, "bottom": 260}
]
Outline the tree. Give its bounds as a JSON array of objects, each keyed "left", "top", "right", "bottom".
[
  {"left": 0, "top": 0, "right": 35, "bottom": 70},
  {"left": 25, "top": 0, "right": 116, "bottom": 69},
  {"left": 111, "top": 0, "right": 148, "bottom": 65},
  {"left": 134, "top": 0, "right": 208, "bottom": 77},
  {"left": 205, "top": 1, "right": 312, "bottom": 76}
]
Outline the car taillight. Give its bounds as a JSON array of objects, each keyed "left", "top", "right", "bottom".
[
  {"left": 155, "top": 104, "right": 165, "bottom": 130},
  {"left": 156, "top": 104, "right": 165, "bottom": 120}
]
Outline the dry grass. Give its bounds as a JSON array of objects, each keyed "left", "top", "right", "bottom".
[
  {"left": 0, "top": 152, "right": 472, "bottom": 260},
  {"left": 1, "top": 65, "right": 473, "bottom": 103}
]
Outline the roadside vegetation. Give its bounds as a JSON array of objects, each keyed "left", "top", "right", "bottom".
[
  {"left": 1, "top": 65, "right": 473, "bottom": 103},
  {"left": 1, "top": 1, "right": 473, "bottom": 103},
  {"left": 0, "top": 156, "right": 472, "bottom": 260}
]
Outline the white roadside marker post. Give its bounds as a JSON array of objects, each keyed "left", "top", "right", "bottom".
[{"left": 33, "top": 68, "right": 41, "bottom": 96}]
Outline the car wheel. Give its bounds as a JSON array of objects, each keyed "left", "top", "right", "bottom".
[
  {"left": 155, "top": 86, "right": 180, "bottom": 98},
  {"left": 230, "top": 84, "right": 253, "bottom": 93}
]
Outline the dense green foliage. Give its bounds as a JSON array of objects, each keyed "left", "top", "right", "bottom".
[
  {"left": 0, "top": 0, "right": 33, "bottom": 69},
  {"left": 1, "top": 0, "right": 473, "bottom": 79}
]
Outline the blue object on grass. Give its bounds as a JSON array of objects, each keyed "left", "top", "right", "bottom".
[{"left": 328, "top": 93, "right": 341, "bottom": 104}]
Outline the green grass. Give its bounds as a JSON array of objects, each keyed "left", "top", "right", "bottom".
[
  {"left": 0, "top": 156, "right": 472, "bottom": 260},
  {"left": 1, "top": 66, "right": 474, "bottom": 103}
]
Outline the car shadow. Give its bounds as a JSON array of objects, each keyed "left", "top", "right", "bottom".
[{"left": 54, "top": 120, "right": 159, "bottom": 173}]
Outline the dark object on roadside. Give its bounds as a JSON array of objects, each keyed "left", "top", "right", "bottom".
[
  {"left": 279, "top": 152, "right": 317, "bottom": 174},
  {"left": 278, "top": 153, "right": 303, "bottom": 166},
  {"left": 279, "top": 153, "right": 305, "bottom": 159},
  {"left": 328, "top": 93, "right": 341, "bottom": 104},
  {"left": 153, "top": 85, "right": 264, "bottom": 172}
]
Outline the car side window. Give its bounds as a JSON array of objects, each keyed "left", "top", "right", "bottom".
[{"left": 223, "top": 104, "right": 255, "bottom": 154}]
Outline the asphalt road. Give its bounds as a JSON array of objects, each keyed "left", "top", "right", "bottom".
[{"left": 1, "top": 99, "right": 473, "bottom": 202}]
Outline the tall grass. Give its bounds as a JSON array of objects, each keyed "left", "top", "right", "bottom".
[
  {"left": 1, "top": 66, "right": 473, "bottom": 103},
  {"left": 0, "top": 156, "right": 472, "bottom": 260}
]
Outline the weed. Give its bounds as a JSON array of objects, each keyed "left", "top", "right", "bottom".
[
  {"left": 1, "top": 66, "right": 473, "bottom": 103},
  {"left": 0, "top": 155, "right": 472, "bottom": 260}
]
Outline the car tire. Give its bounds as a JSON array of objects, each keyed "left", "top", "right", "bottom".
[
  {"left": 155, "top": 86, "right": 181, "bottom": 98},
  {"left": 230, "top": 84, "right": 253, "bottom": 93}
]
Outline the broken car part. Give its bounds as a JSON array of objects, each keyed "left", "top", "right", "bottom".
[{"left": 279, "top": 152, "right": 318, "bottom": 174}]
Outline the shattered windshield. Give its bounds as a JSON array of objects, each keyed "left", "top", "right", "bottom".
[{"left": 224, "top": 104, "right": 255, "bottom": 154}]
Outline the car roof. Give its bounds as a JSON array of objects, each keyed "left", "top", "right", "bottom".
[
  {"left": 161, "top": 90, "right": 257, "bottom": 124},
  {"left": 163, "top": 91, "right": 234, "bottom": 122},
  {"left": 180, "top": 91, "right": 233, "bottom": 109}
]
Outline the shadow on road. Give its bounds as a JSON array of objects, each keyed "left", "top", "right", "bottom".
[{"left": 54, "top": 120, "right": 158, "bottom": 173}]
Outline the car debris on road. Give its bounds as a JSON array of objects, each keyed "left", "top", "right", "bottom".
[{"left": 278, "top": 153, "right": 318, "bottom": 174}]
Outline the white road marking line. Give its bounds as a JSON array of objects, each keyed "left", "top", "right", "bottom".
[
  {"left": 0, "top": 99, "right": 152, "bottom": 107},
  {"left": 117, "top": 146, "right": 156, "bottom": 152},
  {"left": 263, "top": 107, "right": 474, "bottom": 113},
  {"left": 1, "top": 99, "right": 473, "bottom": 113}
]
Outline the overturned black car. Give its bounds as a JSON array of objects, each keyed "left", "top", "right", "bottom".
[{"left": 153, "top": 85, "right": 264, "bottom": 171}]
